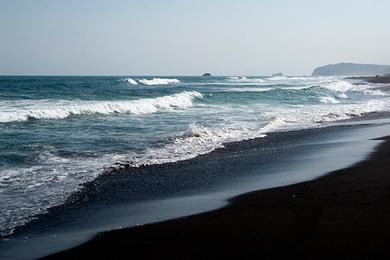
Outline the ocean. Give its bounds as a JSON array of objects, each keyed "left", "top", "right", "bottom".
[{"left": 1, "top": 75, "right": 389, "bottom": 237}]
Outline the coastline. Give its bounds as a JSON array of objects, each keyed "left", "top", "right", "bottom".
[
  {"left": 2, "top": 77, "right": 390, "bottom": 259},
  {"left": 47, "top": 134, "right": 390, "bottom": 259},
  {"left": 2, "top": 0, "right": 390, "bottom": 257},
  {"left": 48, "top": 137, "right": 390, "bottom": 259},
  {"left": 2, "top": 122, "right": 388, "bottom": 259}
]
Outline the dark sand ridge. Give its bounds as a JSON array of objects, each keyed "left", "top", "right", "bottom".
[{"left": 47, "top": 134, "right": 390, "bottom": 260}]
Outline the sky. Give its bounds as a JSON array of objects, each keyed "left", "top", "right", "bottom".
[{"left": 0, "top": 0, "right": 389, "bottom": 76}]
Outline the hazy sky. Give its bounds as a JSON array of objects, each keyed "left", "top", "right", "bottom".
[{"left": 0, "top": 0, "right": 389, "bottom": 75}]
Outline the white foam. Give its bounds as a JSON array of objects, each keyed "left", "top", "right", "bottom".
[
  {"left": 337, "top": 93, "right": 349, "bottom": 99},
  {"left": 125, "top": 78, "right": 138, "bottom": 85},
  {"left": 228, "top": 76, "right": 248, "bottom": 80},
  {"left": 0, "top": 91, "right": 202, "bottom": 123},
  {"left": 113, "top": 117, "right": 287, "bottom": 169},
  {"left": 218, "top": 87, "right": 273, "bottom": 92},
  {"left": 363, "top": 89, "right": 388, "bottom": 96},
  {"left": 5, "top": 97, "right": 384, "bottom": 197},
  {"left": 322, "top": 80, "right": 356, "bottom": 92},
  {"left": 313, "top": 100, "right": 387, "bottom": 123},
  {"left": 285, "top": 76, "right": 313, "bottom": 80},
  {"left": 319, "top": 96, "right": 340, "bottom": 104},
  {"left": 123, "top": 78, "right": 181, "bottom": 86},
  {"left": 53, "top": 95, "right": 388, "bottom": 195},
  {"left": 0, "top": 151, "right": 114, "bottom": 236},
  {"left": 138, "top": 78, "right": 181, "bottom": 85},
  {"left": 268, "top": 76, "right": 287, "bottom": 81},
  {"left": 321, "top": 81, "right": 387, "bottom": 97},
  {"left": 263, "top": 98, "right": 386, "bottom": 125},
  {"left": 227, "top": 77, "right": 265, "bottom": 83}
]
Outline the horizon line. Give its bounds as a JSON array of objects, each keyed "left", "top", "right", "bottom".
[{"left": 0, "top": 74, "right": 310, "bottom": 77}]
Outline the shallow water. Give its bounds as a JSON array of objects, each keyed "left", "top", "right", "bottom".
[{"left": 2, "top": 122, "right": 389, "bottom": 260}]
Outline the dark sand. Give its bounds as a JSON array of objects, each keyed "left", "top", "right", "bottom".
[{"left": 47, "top": 136, "right": 390, "bottom": 260}]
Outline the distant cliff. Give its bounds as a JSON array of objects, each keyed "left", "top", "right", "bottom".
[{"left": 311, "top": 63, "right": 390, "bottom": 76}]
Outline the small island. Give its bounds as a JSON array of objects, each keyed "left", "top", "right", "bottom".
[{"left": 202, "top": 73, "right": 212, "bottom": 77}]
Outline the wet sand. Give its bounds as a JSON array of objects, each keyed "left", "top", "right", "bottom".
[{"left": 47, "top": 135, "right": 390, "bottom": 260}]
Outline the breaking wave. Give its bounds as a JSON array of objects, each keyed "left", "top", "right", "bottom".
[
  {"left": 126, "top": 78, "right": 138, "bottom": 85},
  {"left": 321, "top": 81, "right": 387, "bottom": 96},
  {"left": 105, "top": 96, "right": 390, "bottom": 171},
  {"left": 125, "top": 78, "right": 181, "bottom": 86},
  {"left": 227, "top": 76, "right": 265, "bottom": 83},
  {"left": 0, "top": 91, "right": 202, "bottom": 123},
  {"left": 319, "top": 96, "right": 340, "bottom": 104},
  {"left": 111, "top": 117, "right": 287, "bottom": 169},
  {"left": 314, "top": 100, "right": 387, "bottom": 123}
]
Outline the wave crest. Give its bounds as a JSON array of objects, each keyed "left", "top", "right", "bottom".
[
  {"left": 126, "top": 78, "right": 138, "bottom": 85},
  {"left": 321, "top": 81, "right": 387, "bottom": 96},
  {"left": 0, "top": 91, "right": 203, "bottom": 123},
  {"left": 227, "top": 76, "right": 265, "bottom": 83},
  {"left": 319, "top": 96, "right": 340, "bottom": 104},
  {"left": 112, "top": 118, "right": 287, "bottom": 169},
  {"left": 125, "top": 78, "right": 181, "bottom": 86},
  {"left": 314, "top": 100, "right": 387, "bottom": 123}
]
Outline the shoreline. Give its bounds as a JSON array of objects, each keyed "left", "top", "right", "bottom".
[
  {"left": 1, "top": 76, "right": 390, "bottom": 259},
  {"left": 46, "top": 134, "right": 390, "bottom": 259},
  {"left": 3, "top": 74, "right": 390, "bottom": 258},
  {"left": 2, "top": 122, "right": 387, "bottom": 259}
]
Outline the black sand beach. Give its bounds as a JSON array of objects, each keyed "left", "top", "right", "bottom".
[
  {"left": 4, "top": 122, "right": 385, "bottom": 260},
  {"left": 47, "top": 134, "right": 390, "bottom": 260},
  {"left": 2, "top": 1, "right": 390, "bottom": 259}
]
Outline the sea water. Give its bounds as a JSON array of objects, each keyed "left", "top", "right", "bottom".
[{"left": 1, "top": 75, "right": 389, "bottom": 236}]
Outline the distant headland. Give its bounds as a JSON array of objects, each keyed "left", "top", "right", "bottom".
[{"left": 312, "top": 62, "right": 390, "bottom": 76}]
